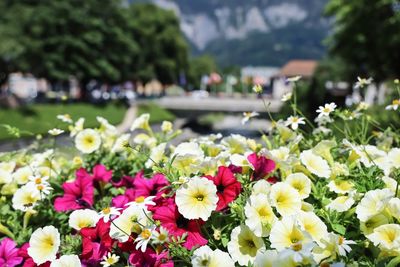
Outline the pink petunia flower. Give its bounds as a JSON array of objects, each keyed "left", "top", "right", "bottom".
[
  {"left": 0, "top": 238, "right": 23, "bottom": 267},
  {"left": 18, "top": 243, "right": 50, "bottom": 267},
  {"left": 54, "top": 168, "right": 94, "bottom": 212},
  {"left": 112, "top": 173, "right": 170, "bottom": 208},
  {"left": 204, "top": 166, "right": 241, "bottom": 211},
  {"left": 91, "top": 164, "right": 112, "bottom": 183},
  {"left": 152, "top": 198, "right": 207, "bottom": 250},
  {"left": 247, "top": 152, "right": 276, "bottom": 180},
  {"left": 80, "top": 220, "right": 113, "bottom": 264},
  {"left": 133, "top": 173, "right": 169, "bottom": 199},
  {"left": 129, "top": 248, "right": 173, "bottom": 267}
]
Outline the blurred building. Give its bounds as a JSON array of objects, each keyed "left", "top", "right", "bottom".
[{"left": 272, "top": 60, "right": 318, "bottom": 99}]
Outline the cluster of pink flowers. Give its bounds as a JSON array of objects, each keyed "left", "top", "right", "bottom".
[{"left": 1, "top": 151, "right": 276, "bottom": 266}]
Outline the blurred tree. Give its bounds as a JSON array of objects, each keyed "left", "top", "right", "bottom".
[
  {"left": 0, "top": 1, "right": 188, "bottom": 87},
  {"left": 187, "top": 55, "right": 218, "bottom": 89},
  {"left": 325, "top": 0, "right": 400, "bottom": 82},
  {"left": 126, "top": 4, "right": 189, "bottom": 84}
]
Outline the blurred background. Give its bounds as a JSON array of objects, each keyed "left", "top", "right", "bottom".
[{"left": 0, "top": 0, "right": 400, "bottom": 148}]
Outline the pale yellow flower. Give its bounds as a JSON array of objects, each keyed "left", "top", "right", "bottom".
[
  {"left": 28, "top": 226, "right": 60, "bottom": 264},
  {"left": 175, "top": 177, "right": 218, "bottom": 221}
]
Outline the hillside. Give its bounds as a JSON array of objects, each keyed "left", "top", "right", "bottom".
[{"left": 129, "top": 0, "right": 331, "bottom": 66}]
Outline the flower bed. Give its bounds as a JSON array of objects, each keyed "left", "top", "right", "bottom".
[{"left": 0, "top": 81, "right": 400, "bottom": 266}]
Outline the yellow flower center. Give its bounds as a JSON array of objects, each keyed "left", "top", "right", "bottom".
[
  {"left": 158, "top": 233, "right": 167, "bottom": 242},
  {"left": 135, "top": 196, "right": 145, "bottom": 203},
  {"left": 141, "top": 229, "right": 152, "bottom": 239},
  {"left": 84, "top": 136, "right": 94, "bottom": 145},
  {"left": 106, "top": 257, "right": 117, "bottom": 264},
  {"left": 393, "top": 99, "right": 400, "bottom": 105},
  {"left": 195, "top": 194, "right": 204, "bottom": 201},
  {"left": 291, "top": 242, "right": 303, "bottom": 251},
  {"left": 338, "top": 236, "right": 344, "bottom": 245},
  {"left": 37, "top": 185, "right": 44, "bottom": 191},
  {"left": 246, "top": 239, "right": 256, "bottom": 248},
  {"left": 102, "top": 207, "right": 111, "bottom": 214},
  {"left": 323, "top": 107, "right": 330, "bottom": 113},
  {"left": 35, "top": 178, "right": 42, "bottom": 184}
]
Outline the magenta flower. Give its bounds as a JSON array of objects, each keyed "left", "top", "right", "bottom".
[
  {"left": 247, "top": 152, "right": 276, "bottom": 180},
  {"left": 92, "top": 164, "right": 112, "bottom": 183},
  {"left": 54, "top": 168, "right": 94, "bottom": 212},
  {"left": 204, "top": 166, "right": 241, "bottom": 211},
  {"left": 152, "top": 198, "right": 207, "bottom": 250},
  {"left": 0, "top": 238, "right": 23, "bottom": 267},
  {"left": 133, "top": 173, "right": 169, "bottom": 198}
]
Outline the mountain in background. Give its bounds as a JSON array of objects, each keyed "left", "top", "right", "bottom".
[{"left": 129, "top": 0, "right": 331, "bottom": 67}]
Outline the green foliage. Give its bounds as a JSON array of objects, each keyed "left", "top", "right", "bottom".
[
  {"left": 0, "top": 1, "right": 188, "bottom": 84},
  {"left": 187, "top": 55, "right": 218, "bottom": 89},
  {"left": 325, "top": 0, "right": 400, "bottom": 81}
]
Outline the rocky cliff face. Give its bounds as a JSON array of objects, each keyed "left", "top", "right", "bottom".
[{"left": 130, "top": 0, "right": 331, "bottom": 66}]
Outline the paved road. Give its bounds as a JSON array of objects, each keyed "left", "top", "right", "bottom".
[{"left": 153, "top": 96, "right": 282, "bottom": 113}]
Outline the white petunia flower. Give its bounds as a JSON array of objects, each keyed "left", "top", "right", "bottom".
[
  {"left": 300, "top": 150, "right": 331, "bottom": 178},
  {"left": 286, "top": 173, "right": 311, "bottom": 199},
  {"left": 28, "top": 226, "right": 60, "bottom": 264},
  {"left": 227, "top": 225, "right": 266, "bottom": 266},
  {"left": 327, "top": 180, "right": 354, "bottom": 194},
  {"left": 270, "top": 182, "right": 302, "bottom": 216},
  {"left": 50, "top": 255, "right": 81, "bottom": 267},
  {"left": 69, "top": 118, "right": 84, "bottom": 137},
  {"left": 12, "top": 184, "right": 40, "bottom": 211},
  {"left": 326, "top": 195, "right": 355, "bottom": 212},
  {"left": 175, "top": 176, "right": 218, "bottom": 221},
  {"left": 145, "top": 142, "right": 166, "bottom": 168},
  {"left": 297, "top": 211, "right": 328, "bottom": 245},
  {"left": 192, "top": 245, "right": 235, "bottom": 267},
  {"left": 367, "top": 224, "right": 400, "bottom": 251},
  {"left": 356, "top": 188, "right": 394, "bottom": 222},
  {"left": 13, "top": 166, "right": 33, "bottom": 185},
  {"left": 245, "top": 194, "right": 277, "bottom": 237},
  {"left": 75, "top": 129, "right": 101, "bottom": 154},
  {"left": 109, "top": 205, "right": 152, "bottom": 242},
  {"left": 269, "top": 216, "right": 312, "bottom": 251},
  {"left": 68, "top": 209, "right": 100, "bottom": 230},
  {"left": 130, "top": 113, "right": 150, "bottom": 131},
  {"left": 0, "top": 169, "right": 12, "bottom": 184}
]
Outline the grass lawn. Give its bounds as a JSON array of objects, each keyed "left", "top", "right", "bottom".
[{"left": 0, "top": 102, "right": 175, "bottom": 140}]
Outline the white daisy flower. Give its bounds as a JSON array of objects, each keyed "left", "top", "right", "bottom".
[
  {"left": 56, "top": 114, "right": 73, "bottom": 123},
  {"left": 101, "top": 252, "right": 120, "bottom": 267},
  {"left": 99, "top": 207, "right": 122, "bottom": 223},
  {"left": 281, "top": 92, "right": 293, "bottom": 102},
  {"left": 48, "top": 128, "right": 64, "bottom": 136},
  {"left": 355, "top": 77, "right": 373, "bottom": 89},
  {"left": 386, "top": 99, "right": 400, "bottom": 111},
  {"left": 316, "top": 102, "right": 337, "bottom": 118},
  {"left": 242, "top": 111, "right": 259, "bottom": 125},
  {"left": 285, "top": 116, "right": 305, "bottom": 130}
]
